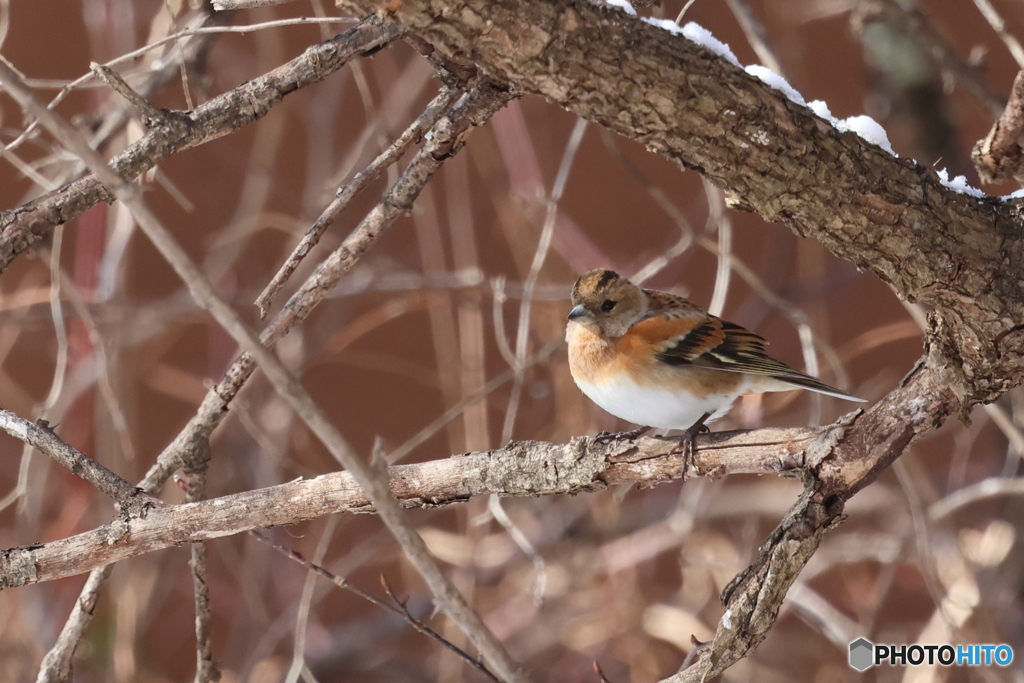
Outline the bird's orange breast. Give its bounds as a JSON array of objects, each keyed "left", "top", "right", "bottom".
[
  {"left": 566, "top": 322, "right": 620, "bottom": 384},
  {"left": 566, "top": 320, "right": 662, "bottom": 383}
]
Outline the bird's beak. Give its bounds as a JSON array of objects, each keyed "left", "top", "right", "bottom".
[{"left": 567, "top": 304, "right": 587, "bottom": 321}]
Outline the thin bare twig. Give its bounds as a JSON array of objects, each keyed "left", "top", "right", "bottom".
[
  {"left": 447, "top": 152, "right": 491, "bottom": 453},
  {"left": 34, "top": 567, "right": 113, "bottom": 683},
  {"left": 929, "top": 477, "right": 1024, "bottom": 521},
  {"left": 251, "top": 531, "right": 500, "bottom": 683},
  {"left": 502, "top": 117, "right": 588, "bottom": 441},
  {"left": 386, "top": 339, "right": 562, "bottom": 464},
  {"left": 283, "top": 515, "right": 340, "bottom": 683},
  {"left": 892, "top": 459, "right": 958, "bottom": 638},
  {"left": 0, "top": 409, "right": 151, "bottom": 513},
  {"left": 724, "top": 0, "right": 783, "bottom": 75},
  {"left": 597, "top": 129, "right": 693, "bottom": 285},
  {"left": 182, "top": 439, "right": 219, "bottom": 683},
  {"left": 0, "top": 16, "right": 405, "bottom": 273},
  {"left": 90, "top": 63, "right": 166, "bottom": 123},
  {"left": 703, "top": 180, "right": 732, "bottom": 318},
  {"left": 161, "top": 0, "right": 195, "bottom": 112},
  {"left": 495, "top": 117, "right": 588, "bottom": 608},
  {"left": 255, "top": 87, "right": 460, "bottom": 316},
  {"left": 0, "top": 225, "right": 74, "bottom": 516},
  {"left": 43, "top": 255, "right": 136, "bottom": 463},
  {"left": 490, "top": 276, "right": 519, "bottom": 368},
  {"left": 970, "top": 0, "right": 1024, "bottom": 70}
]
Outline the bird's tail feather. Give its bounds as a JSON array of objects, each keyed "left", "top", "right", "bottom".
[{"left": 776, "top": 372, "right": 866, "bottom": 402}]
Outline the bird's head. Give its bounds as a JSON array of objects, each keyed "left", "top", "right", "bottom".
[{"left": 568, "top": 269, "right": 647, "bottom": 338}]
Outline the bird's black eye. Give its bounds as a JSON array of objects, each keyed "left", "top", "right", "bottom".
[{"left": 601, "top": 299, "right": 617, "bottom": 312}]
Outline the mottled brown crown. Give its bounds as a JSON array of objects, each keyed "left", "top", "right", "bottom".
[{"left": 571, "top": 269, "right": 623, "bottom": 304}]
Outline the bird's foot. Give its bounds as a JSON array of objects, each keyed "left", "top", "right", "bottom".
[
  {"left": 678, "top": 413, "right": 712, "bottom": 479},
  {"left": 594, "top": 426, "right": 652, "bottom": 444}
]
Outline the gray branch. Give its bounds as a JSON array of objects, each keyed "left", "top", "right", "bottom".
[
  {"left": 0, "top": 427, "right": 821, "bottom": 589},
  {"left": 0, "top": 410, "right": 155, "bottom": 516}
]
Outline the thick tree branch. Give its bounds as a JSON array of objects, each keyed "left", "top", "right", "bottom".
[{"left": 0, "top": 427, "right": 823, "bottom": 588}]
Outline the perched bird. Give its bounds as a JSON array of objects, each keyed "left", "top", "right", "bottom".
[{"left": 566, "top": 269, "right": 865, "bottom": 448}]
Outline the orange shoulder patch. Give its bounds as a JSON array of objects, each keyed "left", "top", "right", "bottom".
[
  {"left": 619, "top": 311, "right": 719, "bottom": 362},
  {"left": 629, "top": 312, "right": 710, "bottom": 343}
]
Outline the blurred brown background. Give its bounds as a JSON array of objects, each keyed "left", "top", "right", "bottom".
[{"left": 1, "top": 0, "right": 1023, "bottom": 681}]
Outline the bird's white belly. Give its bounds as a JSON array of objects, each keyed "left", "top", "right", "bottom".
[{"left": 575, "top": 375, "right": 737, "bottom": 430}]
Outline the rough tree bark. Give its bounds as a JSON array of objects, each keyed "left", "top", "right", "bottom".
[{"left": 0, "top": 427, "right": 825, "bottom": 588}]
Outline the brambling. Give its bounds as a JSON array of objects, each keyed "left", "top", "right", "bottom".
[{"left": 566, "top": 269, "right": 865, "bottom": 450}]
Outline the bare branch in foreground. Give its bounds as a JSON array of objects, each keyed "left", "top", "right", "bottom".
[
  {"left": 0, "top": 427, "right": 823, "bottom": 588},
  {"left": 33, "top": 567, "right": 113, "bottom": 683},
  {"left": 251, "top": 530, "right": 501, "bottom": 683},
  {"left": 973, "top": 69, "right": 1024, "bottom": 184},
  {"left": 0, "top": 409, "right": 154, "bottom": 515}
]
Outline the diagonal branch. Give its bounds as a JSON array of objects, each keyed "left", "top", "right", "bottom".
[
  {"left": 0, "top": 15, "right": 405, "bottom": 273},
  {"left": 671, "top": 355, "right": 955, "bottom": 681},
  {"left": 0, "top": 409, "right": 154, "bottom": 515}
]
